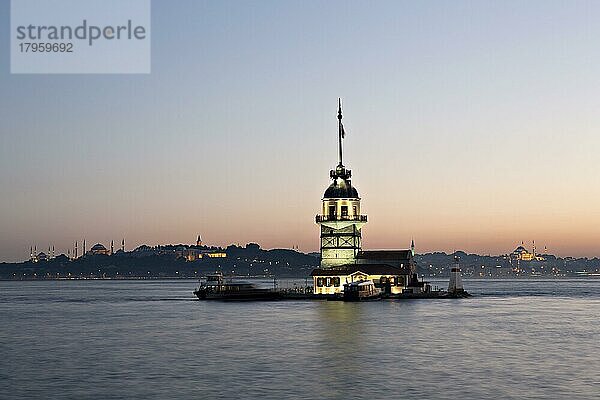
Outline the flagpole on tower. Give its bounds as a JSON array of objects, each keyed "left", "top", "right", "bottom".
[{"left": 337, "top": 98, "right": 345, "bottom": 167}]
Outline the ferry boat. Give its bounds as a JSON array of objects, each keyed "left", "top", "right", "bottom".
[
  {"left": 193, "top": 273, "right": 282, "bottom": 301},
  {"left": 343, "top": 280, "right": 381, "bottom": 301}
]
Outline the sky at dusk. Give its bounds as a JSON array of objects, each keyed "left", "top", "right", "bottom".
[{"left": 2, "top": 0, "right": 600, "bottom": 262}]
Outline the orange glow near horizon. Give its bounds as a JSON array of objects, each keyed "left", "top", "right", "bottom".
[{"left": 3, "top": 2, "right": 600, "bottom": 261}]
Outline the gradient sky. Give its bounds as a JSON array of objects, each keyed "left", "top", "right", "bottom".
[{"left": 2, "top": 0, "right": 600, "bottom": 262}]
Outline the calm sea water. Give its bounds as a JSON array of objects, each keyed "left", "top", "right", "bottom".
[{"left": 1, "top": 279, "right": 599, "bottom": 399}]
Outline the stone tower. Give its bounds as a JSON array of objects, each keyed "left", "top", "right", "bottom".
[{"left": 315, "top": 100, "right": 367, "bottom": 268}]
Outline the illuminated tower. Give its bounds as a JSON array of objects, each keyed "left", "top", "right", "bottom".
[
  {"left": 448, "top": 255, "right": 464, "bottom": 294},
  {"left": 196, "top": 235, "right": 202, "bottom": 246},
  {"left": 411, "top": 239, "right": 415, "bottom": 256},
  {"left": 121, "top": 239, "right": 125, "bottom": 252},
  {"left": 315, "top": 100, "right": 367, "bottom": 268}
]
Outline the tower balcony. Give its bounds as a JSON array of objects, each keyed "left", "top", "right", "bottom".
[{"left": 316, "top": 214, "right": 367, "bottom": 223}]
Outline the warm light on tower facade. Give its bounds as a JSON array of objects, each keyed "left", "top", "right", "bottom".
[
  {"left": 311, "top": 100, "right": 421, "bottom": 297},
  {"left": 316, "top": 166, "right": 367, "bottom": 267},
  {"left": 315, "top": 100, "right": 367, "bottom": 268}
]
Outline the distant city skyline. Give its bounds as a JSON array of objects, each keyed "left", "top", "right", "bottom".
[{"left": 2, "top": 1, "right": 600, "bottom": 262}]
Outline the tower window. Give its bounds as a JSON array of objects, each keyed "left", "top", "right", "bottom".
[
  {"left": 341, "top": 206, "right": 348, "bottom": 217},
  {"left": 353, "top": 206, "right": 357, "bottom": 215},
  {"left": 328, "top": 205, "right": 336, "bottom": 216}
]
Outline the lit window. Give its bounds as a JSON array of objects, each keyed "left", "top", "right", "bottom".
[{"left": 328, "top": 205, "right": 336, "bottom": 216}]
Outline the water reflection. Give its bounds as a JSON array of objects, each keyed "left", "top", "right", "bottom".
[
  {"left": 1, "top": 280, "right": 600, "bottom": 400},
  {"left": 313, "top": 301, "right": 366, "bottom": 396}
]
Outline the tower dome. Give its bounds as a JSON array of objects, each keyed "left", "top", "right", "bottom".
[
  {"left": 324, "top": 165, "right": 359, "bottom": 199},
  {"left": 324, "top": 179, "right": 359, "bottom": 199}
]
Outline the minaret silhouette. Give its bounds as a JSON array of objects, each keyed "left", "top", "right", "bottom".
[{"left": 110, "top": 240, "right": 114, "bottom": 255}]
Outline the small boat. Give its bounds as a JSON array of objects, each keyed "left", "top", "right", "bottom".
[
  {"left": 193, "top": 273, "right": 282, "bottom": 301},
  {"left": 343, "top": 280, "right": 381, "bottom": 301}
]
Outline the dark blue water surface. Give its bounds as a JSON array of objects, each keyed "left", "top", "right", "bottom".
[{"left": 1, "top": 279, "right": 599, "bottom": 399}]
